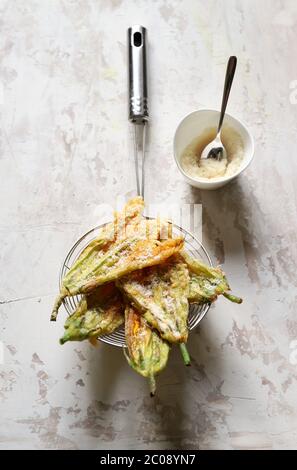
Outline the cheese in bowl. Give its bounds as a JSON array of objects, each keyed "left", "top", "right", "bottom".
[{"left": 180, "top": 126, "right": 244, "bottom": 179}]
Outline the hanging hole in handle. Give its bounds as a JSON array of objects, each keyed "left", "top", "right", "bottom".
[{"left": 133, "top": 32, "right": 142, "bottom": 47}]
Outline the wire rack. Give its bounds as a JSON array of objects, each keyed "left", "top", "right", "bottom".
[{"left": 59, "top": 217, "right": 212, "bottom": 347}]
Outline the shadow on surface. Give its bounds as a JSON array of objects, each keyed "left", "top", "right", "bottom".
[
  {"left": 82, "top": 323, "right": 220, "bottom": 450},
  {"left": 129, "top": 316, "right": 222, "bottom": 450},
  {"left": 88, "top": 342, "right": 124, "bottom": 403},
  {"left": 188, "top": 178, "right": 257, "bottom": 270}
]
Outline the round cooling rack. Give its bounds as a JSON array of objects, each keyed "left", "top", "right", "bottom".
[{"left": 59, "top": 218, "right": 213, "bottom": 347}]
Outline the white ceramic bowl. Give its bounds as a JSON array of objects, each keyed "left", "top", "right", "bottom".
[{"left": 173, "top": 109, "right": 254, "bottom": 190}]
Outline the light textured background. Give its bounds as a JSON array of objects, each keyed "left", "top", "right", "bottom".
[{"left": 1, "top": 0, "right": 297, "bottom": 450}]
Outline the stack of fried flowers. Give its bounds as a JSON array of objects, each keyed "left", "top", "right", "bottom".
[{"left": 51, "top": 197, "right": 242, "bottom": 395}]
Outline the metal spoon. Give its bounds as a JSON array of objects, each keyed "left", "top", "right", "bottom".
[{"left": 200, "top": 56, "right": 237, "bottom": 162}]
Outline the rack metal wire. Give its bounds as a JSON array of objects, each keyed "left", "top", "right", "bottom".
[{"left": 59, "top": 217, "right": 212, "bottom": 347}]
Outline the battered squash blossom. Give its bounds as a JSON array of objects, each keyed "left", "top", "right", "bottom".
[
  {"left": 117, "top": 255, "right": 190, "bottom": 343},
  {"left": 124, "top": 304, "right": 170, "bottom": 396},
  {"left": 60, "top": 283, "right": 124, "bottom": 344},
  {"left": 117, "top": 254, "right": 192, "bottom": 366},
  {"left": 51, "top": 198, "right": 181, "bottom": 321},
  {"left": 51, "top": 197, "right": 242, "bottom": 395},
  {"left": 181, "top": 251, "right": 242, "bottom": 304}
]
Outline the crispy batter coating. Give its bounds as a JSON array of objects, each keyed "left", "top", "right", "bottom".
[
  {"left": 181, "top": 250, "right": 242, "bottom": 304},
  {"left": 118, "top": 255, "right": 190, "bottom": 343},
  {"left": 124, "top": 304, "right": 170, "bottom": 395},
  {"left": 51, "top": 197, "right": 181, "bottom": 321},
  {"left": 60, "top": 283, "right": 124, "bottom": 344}
]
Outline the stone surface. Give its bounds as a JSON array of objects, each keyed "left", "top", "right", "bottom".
[{"left": 1, "top": 0, "right": 297, "bottom": 450}]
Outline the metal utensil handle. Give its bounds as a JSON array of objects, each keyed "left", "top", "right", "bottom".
[
  {"left": 217, "top": 56, "right": 237, "bottom": 133},
  {"left": 128, "top": 25, "right": 149, "bottom": 123}
]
